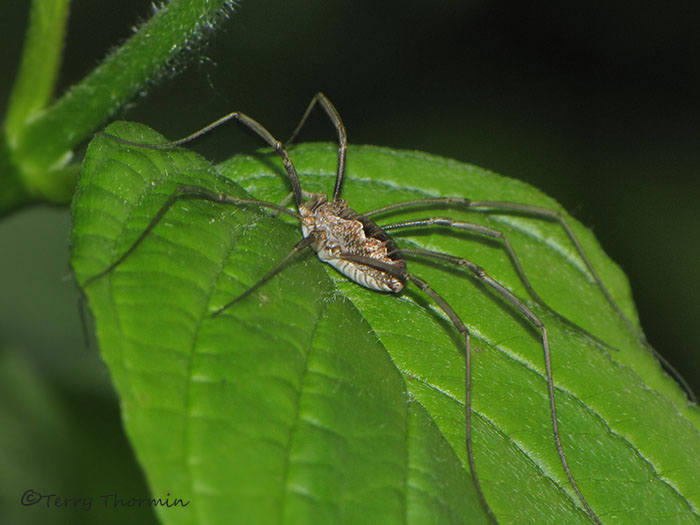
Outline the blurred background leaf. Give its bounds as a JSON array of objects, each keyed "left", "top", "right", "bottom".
[{"left": 1, "top": 0, "right": 699, "bottom": 523}]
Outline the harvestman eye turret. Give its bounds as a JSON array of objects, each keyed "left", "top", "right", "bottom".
[{"left": 81, "top": 93, "right": 696, "bottom": 524}]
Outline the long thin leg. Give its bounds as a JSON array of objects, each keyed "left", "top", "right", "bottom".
[
  {"left": 286, "top": 92, "right": 348, "bottom": 202},
  {"left": 364, "top": 197, "right": 629, "bottom": 336},
  {"left": 334, "top": 252, "right": 496, "bottom": 522},
  {"left": 366, "top": 197, "right": 697, "bottom": 403},
  {"left": 382, "top": 216, "right": 618, "bottom": 353},
  {"left": 404, "top": 248, "right": 601, "bottom": 524},
  {"left": 212, "top": 234, "right": 316, "bottom": 317},
  {"left": 364, "top": 197, "right": 470, "bottom": 217},
  {"left": 102, "top": 111, "right": 305, "bottom": 207},
  {"left": 81, "top": 184, "right": 301, "bottom": 289},
  {"left": 406, "top": 272, "right": 497, "bottom": 524}
]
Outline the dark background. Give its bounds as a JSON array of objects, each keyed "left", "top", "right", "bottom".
[{"left": 2, "top": 1, "right": 699, "bottom": 523}]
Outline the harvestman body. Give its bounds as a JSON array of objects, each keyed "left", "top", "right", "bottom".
[
  {"left": 301, "top": 195, "right": 406, "bottom": 292},
  {"left": 82, "top": 93, "right": 696, "bottom": 524}
]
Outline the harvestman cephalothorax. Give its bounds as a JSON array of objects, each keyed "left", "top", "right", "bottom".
[{"left": 81, "top": 93, "right": 696, "bottom": 523}]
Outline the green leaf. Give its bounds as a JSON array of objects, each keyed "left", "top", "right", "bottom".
[{"left": 71, "top": 122, "right": 700, "bottom": 524}]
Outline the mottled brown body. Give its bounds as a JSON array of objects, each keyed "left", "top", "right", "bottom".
[{"left": 299, "top": 193, "right": 406, "bottom": 292}]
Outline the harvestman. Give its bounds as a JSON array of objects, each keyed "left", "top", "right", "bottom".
[{"left": 82, "top": 93, "right": 695, "bottom": 523}]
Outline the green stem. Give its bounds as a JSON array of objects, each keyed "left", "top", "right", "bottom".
[
  {"left": 2, "top": 0, "right": 234, "bottom": 213},
  {"left": 4, "top": 0, "right": 70, "bottom": 143}
]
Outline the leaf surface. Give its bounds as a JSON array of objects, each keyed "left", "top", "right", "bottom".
[{"left": 71, "top": 122, "right": 700, "bottom": 524}]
